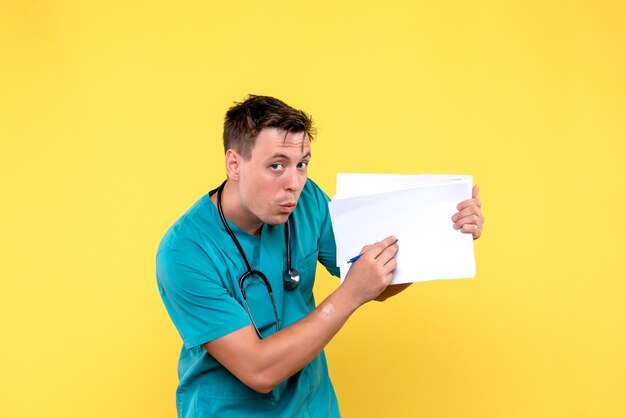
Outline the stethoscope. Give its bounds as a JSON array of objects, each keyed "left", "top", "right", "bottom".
[{"left": 216, "top": 180, "right": 300, "bottom": 338}]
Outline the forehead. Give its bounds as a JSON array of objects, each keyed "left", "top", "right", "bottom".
[{"left": 251, "top": 127, "right": 311, "bottom": 157}]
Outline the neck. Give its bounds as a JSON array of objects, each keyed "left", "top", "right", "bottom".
[{"left": 212, "top": 180, "right": 263, "bottom": 237}]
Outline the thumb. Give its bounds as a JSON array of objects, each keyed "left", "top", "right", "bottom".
[{"left": 472, "top": 184, "right": 480, "bottom": 199}]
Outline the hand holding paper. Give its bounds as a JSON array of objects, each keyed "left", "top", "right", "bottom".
[{"left": 452, "top": 184, "right": 484, "bottom": 239}]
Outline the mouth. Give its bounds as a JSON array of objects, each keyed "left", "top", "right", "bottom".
[{"left": 278, "top": 202, "right": 296, "bottom": 213}]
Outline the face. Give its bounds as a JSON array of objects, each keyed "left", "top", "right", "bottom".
[{"left": 227, "top": 127, "right": 311, "bottom": 232}]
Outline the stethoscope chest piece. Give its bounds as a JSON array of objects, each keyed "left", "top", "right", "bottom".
[{"left": 283, "top": 268, "right": 300, "bottom": 290}]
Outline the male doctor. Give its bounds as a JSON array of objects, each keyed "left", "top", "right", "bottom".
[{"left": 156, "top": 95, "right": 484, "bottom": 417}]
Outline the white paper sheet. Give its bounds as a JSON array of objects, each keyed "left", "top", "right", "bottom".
[
  {"left": 336, "top": 173, "right": 469, "bottom": 197},
  {"left": 329, "top": 173, "right": 476, "bottom": 284}
]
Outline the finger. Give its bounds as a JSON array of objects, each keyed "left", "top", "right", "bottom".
[
  {"left": 461, "top": 223, "right": 481, "bottom": 239},
  {"left": 453, "top": 209, "right": 484, "bottom": 230},
  {"left": 368, "top": 236, "right": 397, "bottom": 259},
  {"left": 472, "top": 184, "right": 480, "bottom": 199},
  {"left": 456, "top": 197, "right": 481, "bottom": 211},
  {"left": 454, "top": 204, "right": 482, "bottom": 219},
  {"left": 382, "top": 258, "right": 398, "bottom": 276},
  {"left": 454, "top": 214, "right": 483, "bottom": 229},
  {"left": 453, "top": 214, "right": 481, "bottom": 230},
  {"left": 376, "top": 241, "right": 399, "bottom": 265},
  {"left": 452, "top": 205, "right": 483, "bottom": 223}
]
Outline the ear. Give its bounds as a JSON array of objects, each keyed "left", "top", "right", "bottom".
[{"left": 225, "top": 149, "right": 241, "bottom": 181}]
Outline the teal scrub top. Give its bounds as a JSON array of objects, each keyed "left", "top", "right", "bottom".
[{"left": 156, "top": 179, "right": 342, "bottom": 418}]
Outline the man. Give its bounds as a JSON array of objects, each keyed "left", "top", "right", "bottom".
[{"left": 156, "top": 95, "right": 484, "bottom": 417}]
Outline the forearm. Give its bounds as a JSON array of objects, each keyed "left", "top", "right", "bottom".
[
  {"left": 204, "top": 284, "right": 360, "bottom": 393},
  {"left": 253, "top": 285, "right": 359, "bottom": 390}
]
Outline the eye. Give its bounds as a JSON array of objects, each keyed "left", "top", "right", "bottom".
[
  {"left": 270, "top": 163, "right": 283, "bottom": 170},
  {"left": 297, "top": 161, "right": 309, "bottom": 169}
]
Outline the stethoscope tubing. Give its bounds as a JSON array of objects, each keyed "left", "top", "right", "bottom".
[{"left": 216, "top": 180, "right": 297, "bottom": 338}]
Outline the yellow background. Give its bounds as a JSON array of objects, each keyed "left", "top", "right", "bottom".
[{"left": 1, "top": 1, "right": 625, "bottom": 417}]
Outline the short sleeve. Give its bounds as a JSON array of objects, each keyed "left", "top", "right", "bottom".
[
  {"left": 156, "top": 246, "right": 251, "bottom": 350},
  {"left": 306, "top": 180, "right": 340, "bottom": 277}
]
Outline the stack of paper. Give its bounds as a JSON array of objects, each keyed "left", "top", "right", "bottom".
[{"left": 328, "top": 174, "right": 476, "bottom": 284}]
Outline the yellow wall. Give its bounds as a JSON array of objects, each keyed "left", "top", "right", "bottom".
[{"left": 1, "top": 1, "right": 625, "bottom": 417}]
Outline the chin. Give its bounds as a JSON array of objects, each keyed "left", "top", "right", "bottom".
[{"left": 265, "top": 214, "right": 290, "bottom": 226}]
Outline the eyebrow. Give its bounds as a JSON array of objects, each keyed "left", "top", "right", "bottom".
[{"left": 267, "top": 151, "right": 311, "bottom": 161}]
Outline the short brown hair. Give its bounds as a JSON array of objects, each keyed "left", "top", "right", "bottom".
[{"left": 223, "top": 95, "right": 316, "bottom": 159}]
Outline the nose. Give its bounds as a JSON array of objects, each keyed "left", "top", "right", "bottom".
[{"left": 284, "top": 169, "right": 304, "bottom": 192}]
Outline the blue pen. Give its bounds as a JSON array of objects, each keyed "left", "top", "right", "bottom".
[
  {"left": 347, "top": 253, "right": 363, "bottom": 264},
  {"left": 346, "top": 239, "right": 398, "bottom": 264}
]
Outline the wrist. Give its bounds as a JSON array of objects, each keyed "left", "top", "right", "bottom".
[{"left": 329, "top": 282, "right": 362, "bottom": 315}]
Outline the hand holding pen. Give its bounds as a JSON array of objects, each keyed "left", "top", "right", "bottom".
[{"left": 341, "top": 236, "right": 399, "bottom": 306}]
